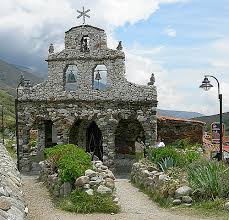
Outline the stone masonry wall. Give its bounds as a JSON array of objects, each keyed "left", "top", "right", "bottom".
[
  {"left": 157, "top": 116, "right": 205, "bottom": 145},
  {"left": 0, "top": 144, "right": 26, "bottom": 220}
]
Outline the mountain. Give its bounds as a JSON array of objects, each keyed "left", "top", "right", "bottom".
[
  {"left": 0, "top": 59, "right": 43, "bottom": 96},
  {"left": 14, "top": 64, "right": 47, "bottom": 79},
  {"left": 157, "top": 109, "right": 205, "bottom": 119},
  {"left": 192, "top": 112, "right": 229, "bottom": 135},
  {"left": 0, "top": 90, "right": 16, "bottom": 131}
]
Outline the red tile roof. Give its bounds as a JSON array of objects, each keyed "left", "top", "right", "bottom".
[{"left": 158, "top": 116, "right": 206, "bottom": 125}]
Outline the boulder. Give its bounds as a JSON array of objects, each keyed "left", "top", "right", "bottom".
[
  {"left": 172, "top": 199, "right": 182, "bottom": 206},
  {"left": 106, "top": 170, "right": 115, "bottom": 180},
  {"left": 225, "top": 202, "right": 229, "bottom": 211},
  {"left": 97, "top": 185, "right": 112, "bottom": 194},
  {"left": 85, "top": 189, "right": 94, "bottom": 196},
  {"left": 83, "top": 184, "right": 90, "bottom": 189},
  {"left": 105, "top": 178, "right": 115, "bottom": 189},
  {"left": 0, "top": 200, "right": 11, "bottom": 211},
  {"left": 0, "top": 187, "right": 9, "bottom": 197},
  {"left": 159, "top": 174, "right": 170, "bottom": 181},
  {"left": 85, "top": 169, "right": 97, "bottom": 178},
  {"left": 75, "top": 176, "right": 89, "bottom": 187},
  {"left": 59, "top": 182, "right": 72, "bottom": 197},
  {"left": 175, "top": 186, "right": 192, "bottom": 198},
  {"left": 182, "top": 196, "right": 192, "bottom": 204}
]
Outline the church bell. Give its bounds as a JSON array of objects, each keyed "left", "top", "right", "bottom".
[{"left": 67, "top": 70, "right": 77, "bottom": 83}]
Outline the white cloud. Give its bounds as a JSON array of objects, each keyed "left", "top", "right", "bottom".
[
  {"left": 2, "top": 0, "right": 228, "bottom": 116},
  {"left": 164, "top": 26, "right": 177, "bottom": 37}
]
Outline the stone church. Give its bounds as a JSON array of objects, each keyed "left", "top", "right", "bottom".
[{"left": 17, "top": 21, "right": 157, "bottom": 173}]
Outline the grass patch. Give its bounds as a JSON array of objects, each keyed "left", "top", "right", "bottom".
[
  {"left": 5, "top": 139, "right": 16, "bottom": 160},
  {"left": 176, "top": 198, "right": 229, "bottom": 219},
  {"left": 59, "top": 189, "right": 120, "bottom": 214}
]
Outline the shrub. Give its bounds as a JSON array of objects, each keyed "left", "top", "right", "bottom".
[
  {"left": 170, "top": 138, "right": 202, "bottom": 150},
  {"left": 185, "top": 151, "right": 201, "bottom": 164},
  {"left": 44, "top": 144, "right": 92, "bottom": 183},
  {"left": 187, "top": 159, "right": 229, "bottom": 199},
  {"left": 59, "top": 189, "right": 119, "bottom": 213},
  {"left": 148, "top": 147, "right": 185, "bottom": 167}
]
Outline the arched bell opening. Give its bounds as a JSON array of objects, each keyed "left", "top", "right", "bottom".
[{"left": 64, "top": 64, "right": 78, "bottom": 91}]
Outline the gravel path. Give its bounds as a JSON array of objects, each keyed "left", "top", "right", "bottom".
[{"left": 22, "top": 175, "right": 213, "bottom": 220}]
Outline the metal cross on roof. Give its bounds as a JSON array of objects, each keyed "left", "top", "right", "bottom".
[{"left": 77, "top": 6, "right": 90, "bottom": 24}]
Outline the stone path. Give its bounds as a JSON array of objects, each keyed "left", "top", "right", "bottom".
[{"left": 22, "top": 176, "right": 213, "bottom": 220}]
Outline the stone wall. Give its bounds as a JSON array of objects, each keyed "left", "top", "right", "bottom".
[
  {"left": 131, "top": 161, "right": 193, "bottom": 206},
  {"left": 0, "top": 144, "right": 26, "bottom": 220},
  {"left": 157, "top": 116, "right": 205, "bottom": 145}
]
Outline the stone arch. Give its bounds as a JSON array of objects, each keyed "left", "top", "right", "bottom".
[
  {"left": 92, "top": 64, "right": 108, "bottom": 90},
  {"left": 86, "top": 121, "right": 103, "bottom": 160},
  {"left": 68, "top": 119, "right": 103, "bottom": 160},
  {"left": 114, "top": 118, "right": 145, "bottom": 175},
  {"left": 115, "top": 118, "right": 145, "bottom": 155},
  {"left": 80, "top": 35, "right": 90, "bottom": 52},
  {"left": 63, "top": 64, "right": 78, "bottom": 91}
]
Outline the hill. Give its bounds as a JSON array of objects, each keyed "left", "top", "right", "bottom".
[
  {"left": 157, "top": 109, "right": 205, "bottom": 119},
  {"left": 0, "top": 90, "right": 15, "bottom": 131},
  {"left": 0, "top": 59, "right": 43, "bottom": 96},
  {"left": 192, "top": 112, "right": 229, "bottom": 135}
]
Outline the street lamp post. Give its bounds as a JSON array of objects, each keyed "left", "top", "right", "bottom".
[
  {"left": 15, "top": 75, "right": 25, "bottom": 170},
  {"left": 199, "top": 75, "right": 223, "bottom": 161}
]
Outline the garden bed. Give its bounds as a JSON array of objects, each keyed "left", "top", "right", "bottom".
[
  {"left": 131, "top": 139, "right": 229, "bottom": 218},
  {"left": 39, "top": 144, "right": 119, "bottom": 214}
]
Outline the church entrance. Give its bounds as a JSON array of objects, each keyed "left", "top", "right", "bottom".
[{"left": 86, "top": 121, "right": 103, "bottom": 160}]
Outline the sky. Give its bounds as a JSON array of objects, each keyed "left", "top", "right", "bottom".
[{"left": 0, "top": 0, "right": 229, "bottom": 115}]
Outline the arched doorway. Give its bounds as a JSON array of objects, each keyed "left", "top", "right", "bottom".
[
  {"left": 115, "top": 119, "right": 145, "bottom": 176},
  {"left": 86, "top": 121, "right": 103, "bottom": 160}
]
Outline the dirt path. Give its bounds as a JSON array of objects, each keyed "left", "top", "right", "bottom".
[{"left": 22, "top": 175, "right": 213, "bottom": 220}]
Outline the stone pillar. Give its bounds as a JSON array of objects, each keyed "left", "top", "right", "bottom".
[
  {"left": 19, "top": 127, "right": 31, "bottom": 173},
  {"left": 141, "top": 115, "right": 157, "bottom": 147},
  {"left": 53, "top": 119, "right": 71, "bottom": 145},
  {"left": 36, "top": 122, "right": 46, "bottom": 161},
  {"left": 37, "top": 122, "right": 45, "bottom": 152},
  {"left": 97, "top": 117, "right": 118, "bottom": 170}
]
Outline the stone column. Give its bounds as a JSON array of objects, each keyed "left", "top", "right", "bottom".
[
  {"left": 97, "top": 117, "right": 118, "bottom": 170},
  {"left": 36, "top": 122, "right": 46, "bottom": 161},
  {"left": 19, "top": 127, "right": 31, "bottom": 173}
]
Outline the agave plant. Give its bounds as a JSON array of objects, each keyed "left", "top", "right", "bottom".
[{"left": 158, "top": 157, "right": 175, "bottom": 172}]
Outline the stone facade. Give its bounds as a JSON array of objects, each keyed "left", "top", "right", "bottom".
[
  {"left": 157, "top": 116, "right": 205, "bottom": 145},
  {"left": 17, "top": 24, "right": 157, "bottom": 173}
]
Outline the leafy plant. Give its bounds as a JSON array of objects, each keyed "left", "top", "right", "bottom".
[
  {"left": 148, "top": 147, "right": 185, "bottom": 167},
  {"left": 185, "top": 151, "right": 201, "bottom": 164},
  {"left": 59, "top": 189, "right": 119, "bottom": 213},
  {"left": 44, "top": 144, "right": 92, "bottom": 183},
  {"left": 158, "top": 157, "right": 175, "bottom": 172},
  {"left": 187, "top": 159, "right": 227, "bottom": 199}
]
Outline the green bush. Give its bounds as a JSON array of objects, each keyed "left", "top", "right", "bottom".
[
  {"left": 187, "top": 159, "right": 229, "bottom": 199},
  {"left": 185, "top": 151, "right": 201, "bottom": 164},
  {"left": 44, "top": 144, "right": 92, "bottom": 183},
  {"left": 170, "top": 138, "right": 202, "bottom": 150},
  {"left": 59, "top": 189, "right": 119, "bottom": 213},
  {"left": 148, "top": 147, "right": 185, "bottom": 167}
]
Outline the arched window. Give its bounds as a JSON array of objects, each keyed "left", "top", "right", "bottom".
[
  {"left": 81, "top": 35, "right": 90, "bottom": 52},
  {"left": 65, "top": 65, "right": 78, "bottom": 91},
  {"left": 93, "top": 65, "right": 108, "bottom": 90}
]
